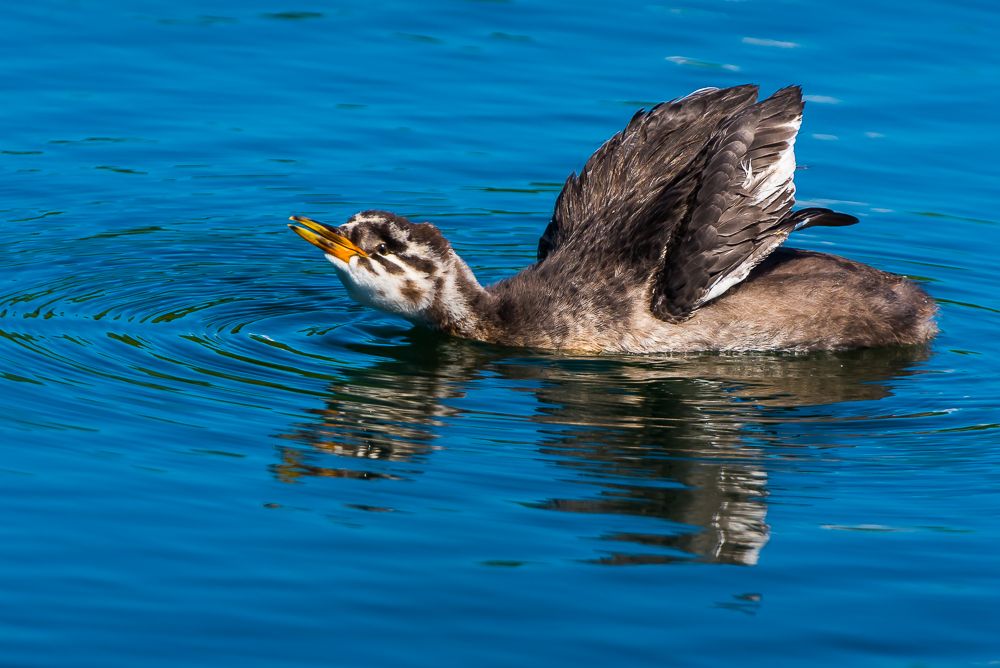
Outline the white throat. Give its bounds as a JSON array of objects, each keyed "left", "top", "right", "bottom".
[{"left": 327, "top": 249, "right": 487, "bottom": 334}]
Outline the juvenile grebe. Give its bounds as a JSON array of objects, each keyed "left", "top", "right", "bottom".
[{"left": 288, "top": 85, "right": 937, "bottom": 352}]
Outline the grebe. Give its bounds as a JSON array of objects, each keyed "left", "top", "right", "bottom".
[{"left": 288, "top": 85, "right": 937, "bottom": 352}]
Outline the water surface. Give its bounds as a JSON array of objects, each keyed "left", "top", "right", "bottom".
[{"left": 2, "top": 0, "right": 999, "bottom": 666}]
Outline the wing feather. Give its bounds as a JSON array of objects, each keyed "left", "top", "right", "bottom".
[
  {"left": 536, "top": 85, "right": 759, "bottom": 262},
  {"left": 650, "top": 86, "right": 812, "bottom": 321},
  {"left": 534, "top": 84, "right": 859, "bottom": 325}
]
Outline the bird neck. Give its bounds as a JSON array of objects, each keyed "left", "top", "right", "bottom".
[{"left": 416, "top": 254, "right": 500, "bottom": 340}]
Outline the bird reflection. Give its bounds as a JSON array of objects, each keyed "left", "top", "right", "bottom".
[
  {"left": 273, "top": 329, "right": 476, "bottom": 479},
  {"left": 276, "top": 329, "right": 930, "bottom": 566}
]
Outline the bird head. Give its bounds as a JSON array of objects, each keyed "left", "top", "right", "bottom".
[{"left": 288, "top": 210, "right": 482, "bottom": 329}]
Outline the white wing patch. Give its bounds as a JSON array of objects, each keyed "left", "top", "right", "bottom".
[
  {"left": 698, "top": 232, "right": 789, "bottom": 305},
  {"left": 747, "top": 116, "right": 800, "bottom": 208},
  {"left": 741, "top": 158, "right": 754, "bottom": 189},
  {"left": 696, "top": 114, "right": 802, "bottom": 308}
]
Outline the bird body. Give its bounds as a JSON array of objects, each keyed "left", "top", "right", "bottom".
[{"left": 289, "top": 85, "right": 937, "bottom": 353}]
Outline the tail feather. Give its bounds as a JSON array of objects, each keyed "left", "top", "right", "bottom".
[{"left": 785, "top": 208, "right": 859, "bottom": 231}]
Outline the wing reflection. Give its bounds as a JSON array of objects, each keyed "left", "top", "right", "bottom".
[
  {"left": 502, "top": 359, "right": 771, "bottom": 565},
  {"left": 278, "top": 333, "right": 930, "bottom": 565}
]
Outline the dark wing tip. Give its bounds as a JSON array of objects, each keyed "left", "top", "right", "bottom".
[
  {"left": 770, "top": 84, "right": 803, "bottom": 101},
  {"left": 670, "top": 83, "right": 759, "bottom": 104}
]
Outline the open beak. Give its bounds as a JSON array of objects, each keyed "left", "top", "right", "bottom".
[{"left": 288, "top": 216, "right": 367, "bottom": 263}]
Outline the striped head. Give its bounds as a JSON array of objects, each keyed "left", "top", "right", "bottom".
[{"left": 288, "top": 210, "right": 482, "bottom": 329}]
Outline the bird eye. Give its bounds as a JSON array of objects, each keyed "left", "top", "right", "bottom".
[{"left": 375, "top": 243, "right": 388, "bottom": 255}]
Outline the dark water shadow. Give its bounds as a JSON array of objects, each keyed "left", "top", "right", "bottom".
[{"left": 276, "top": 330, "right": 932, "bottom": 566}]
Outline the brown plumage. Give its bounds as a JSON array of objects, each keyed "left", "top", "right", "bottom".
[{"left": 288, "top": 85, "right": 938, "bottom": 352}]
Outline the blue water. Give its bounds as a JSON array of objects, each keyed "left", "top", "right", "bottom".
[{"left": 3, "top": 0, "right": 999, "bottom": 665}]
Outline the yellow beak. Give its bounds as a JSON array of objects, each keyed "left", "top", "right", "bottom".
[{"left": 287, "top": 216, "right": 367, "bottom": 263}]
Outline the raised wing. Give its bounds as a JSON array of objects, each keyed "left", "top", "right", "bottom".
[
  {"left": 537, "top": 85, "right": 759, "bottom": 262},
  {"left": 536, "top": 85, "right": 858, "bottom": 323},
  {"left": 648, "top": 86, "right": 857, "bottom": 322}
]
